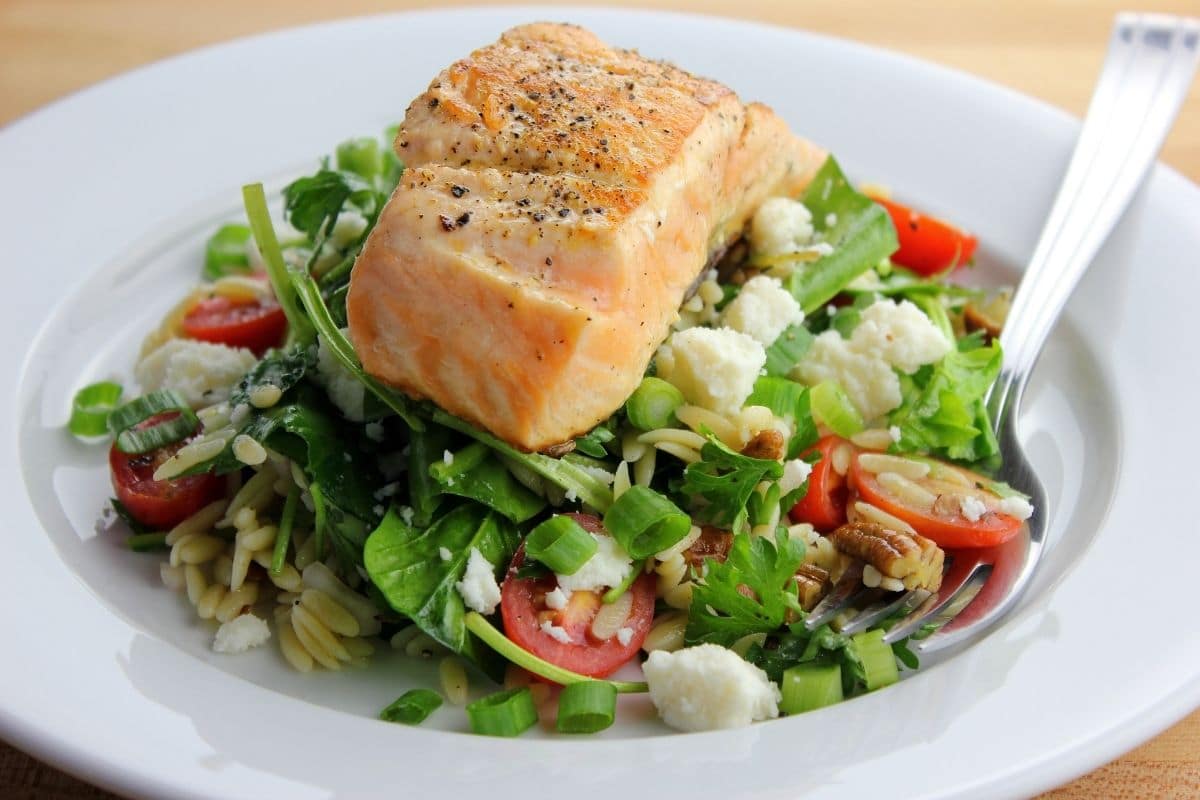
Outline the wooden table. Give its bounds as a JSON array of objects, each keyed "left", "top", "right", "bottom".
[{"left": 1, "top": 1, "right": 1197, "bottom": 797}]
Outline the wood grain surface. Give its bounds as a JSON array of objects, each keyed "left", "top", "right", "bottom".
[{"left": 1, "top": 2, "right": 1197, "bottom": 798}]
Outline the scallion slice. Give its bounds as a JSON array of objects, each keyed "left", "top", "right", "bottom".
[
  {"left": 380, "top": 688, "right": 443, "bottom": 725},
  {"left": 466, "top": 688, "right": 538, "bottom": 737},
  {"left": 602, "top": 485, "right": 691, "bottom": 560},
  {"left": 203, "top": 223, "right": 252, "bottom": 280},
  {"left": 809, "top": 381, "right": 865, "bottom": 438},
  {"left": 600, "top": 558, "right": 644, "bottom": 604},
  {"left": 310, "top": 482, "right": 328, "bottom": 561},
  {"left": 108, "top": 390, "right": 198, "bottom": 454},
  {"left": 851, "top": 629, "right": 900, "bottom": 691},
  {"left": 524, "top": 515, "right": 598, "bottom": 575},
  {"left": 556, "top": 680, "right": 617, "bottom": 734},
  {"left": 126, "top": 532, "right": 168, "bottom": 552},
  {"left": 271, "top": 485, "right": 299, "bottom": 576},
  {"left": 68, "top": 381, "right": 123, "bottom": 438},
  {"left": 242, "top": 183, "right": 316, "bottom": 347},
  {"left": 624, "top": 377, "right": 685, "bottom": 431}
]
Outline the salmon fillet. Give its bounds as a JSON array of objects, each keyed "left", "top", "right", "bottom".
[{"left": 347, "top": 23, "right": 825, "bottom": 451}]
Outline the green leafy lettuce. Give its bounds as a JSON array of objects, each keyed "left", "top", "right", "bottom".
[{"left": 680, "top": 436, "right": 784, "bottom": 533}]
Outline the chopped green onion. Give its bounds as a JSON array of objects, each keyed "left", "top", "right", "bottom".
[
  {"left": 851, "top": 629, "right": 899, "bottom": 691},
  {"left": 780, "top": 663, "right": 844, "bottom": 714},
  {"left": 764, "top": 324, "right": 814, "bottom": 377},
  {"left": 911, "top": 293, "right": 955, "bottom": 345},
  {"left": 464, "top": 612, "right": 648, "bottom": 694},
  {"left": 602, "top": 485, "right": 691, "bottom": 560},
  {"left": 108, "top": 390, "right": 197, "bottom": 455},
  {"left": 242, "top": 183, "right": 316, "bottom": 347},
  {"left": 336, "top": 137, "right": 383, "bottom": 181},
  {"left": 271, "top": 485, "right": 299, "bottom": 576},
  {"left": 68, "top": 381, "right": 123, "bottom": 438},
  {"left": 556, "top": 680, "right": 617, "bottom": 734},
  {"left": 203, "top": 223, "right": 252, "bottom": 280},
  {"left": 625, "top": 377, "right": 685, "bottom": 431},
  {"left": 126, "top": 532, "right": 168, "bottom": 552},
  {"left": 310, "top": 482, "right": 328, "bottom": 561},
  {"left": 466, "top": 688, "right": 539, "bottom": 737},
  {"left": 525, "top": 516, "right": 598, "bottom": 575},
  {"left": 380, "top": 688, "right": 443, "bottom": 725},
  {"left": 601, "top": 558, "right": 644, "bottom": 604},
  {"left": 809, "top": 381, "right": 865, "bottom": 438}
]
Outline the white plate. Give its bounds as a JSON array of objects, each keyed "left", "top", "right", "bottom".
[{"left": 2, "top": 7, "right": 1198, "bottom": 799}]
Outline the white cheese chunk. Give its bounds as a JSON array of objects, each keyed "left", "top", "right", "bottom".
[
  {"left": 749, "top": 197, "right": 814, "bottom": 257},
  {"left": 544, "top": 587, "right": 569, "bottom": 610},
  {"left": 555, "top": 534, "right": 633, "bottom": 594},
  {"left": 779, "top": 458, "right": 813, "bottom": 495},
  {"left": 657, "top": 327, "right": 766, "bottom": 417},
  {"left": 616, "top": 626, "right": 635, "bottom": 647},
  {"left": 959, "top": 495, "right": 987, "bottom": 522},
  {"left": 643, "top": 644, "right": 780, "bottom": 731},
  {"left": 455, "top": 548, "right": 501, "bottom": 615},
  {"left": 135, "top": 339, "right": 257, "bottom": 408},
  {"left": 315, "top": 332, "right": 366, "bottom": 421},
  {"left": 721, "top": 275, "right": 804, "bottom": 346},
  {"left": 212, "top": 613, "right": 271, "bottom": 654},
  {"left": 998, "top": 495, "right": 1035, "bottom": 521},
  {"left": 540, "top": 620, "right": 572, "bottom": 644},
  {"left": 795, "top": 299, "right": 951, "bottom": 423}
]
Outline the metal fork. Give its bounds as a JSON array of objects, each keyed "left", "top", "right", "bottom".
[{"left": 807, "top": 13, "right": 1200, "bottom": 653}]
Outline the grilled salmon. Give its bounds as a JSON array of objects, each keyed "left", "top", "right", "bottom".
[{"left": 347, "top": 23, "right": 825, "bottom": 451}]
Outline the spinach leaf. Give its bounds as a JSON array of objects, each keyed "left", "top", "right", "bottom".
[
  {"left": 746, "top": 624, "right": 851, "bottom": 684},
  {"left": 573, "top": 424, "right": 615, "bottom": 458},
  {"left": 764, "top": 324, "right": 813, "bottom": 377},
  {"left": 685, "top": 530, "right": 806, "bottom": 647},
  {"left": 364, "top": 503, "right": 519, "bottom": 677},
  {"left": 408, "top": 424, "right": 451, "bottom": 527},
  {"left": 228, "top": 346, "right": 313, "bottom": 409},
  {"left": 786, "top": 157, "right": 899, "bottom": 313},
  {"left": 681, "top": 436, "right": 784, "bottom": 532},
  {"left": 430, "top": 443, "right": 546, "bottom": 523},
  {"left": 889, "top": 342, "right": 1003, "bottom": 463}
]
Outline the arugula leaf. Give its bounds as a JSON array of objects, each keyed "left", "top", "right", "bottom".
[
  {"left": 228, "top": 346, "right": 313, "bottom": 409},
  {"left": 685, "top": 530, "right": 806, "bottom": 647},
  {"left": 786, "top": 157, "right": 899, "bottom": 313},
  {"left": 764, "top": 324, "right": 813, "bottom": 377},
  {"left": 574, "top": 424, "right": 615, "bottom": 459},
  {"left": 681, "top": 436, "right": 784, "bottom": 532},
  {"left": 364, "top": 503, "right": 519, "bottom": 678},
  {"left": 889, "top": 342, "right": 1003, "bottom": 463},
  {"left": 430, "top": 442, "right": 546, "bottom": 523}
]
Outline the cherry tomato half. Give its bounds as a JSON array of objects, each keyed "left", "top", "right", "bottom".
[
  {"left": 182, "top": 295, "right": 287, "bottom": 355},
  {"left": 109, "top": 413, "right": 224, "bottom": 529},
  {"left": 788, "top": 435, "right": 853, "bottom": 532},
  {"left": 500, "top": 524, "right": 656, "bottom": 678},
  {"left": 873, "top": 196, "right": 978, "bottom": 276},
  {"left": 847, "top": 453, "right": 1023, "bottom": 549}
]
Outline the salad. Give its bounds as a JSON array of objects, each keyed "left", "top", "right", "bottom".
[{"left": 71, "top": 102, "right": 1033, "bottom": 737}]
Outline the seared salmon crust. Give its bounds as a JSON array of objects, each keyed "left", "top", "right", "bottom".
[{"left": 348, "top": 22, "right": 825, "bottom": 451}]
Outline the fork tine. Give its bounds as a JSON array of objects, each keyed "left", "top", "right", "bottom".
[
  {"left": 803, "top": 562, "right": 864, "bottom": 631},
  {"left": 838, "top": 587, "right": 932, "bottom": 635},
  {"left": 883, "top": 563, "right": 993, "bottom": 645}
]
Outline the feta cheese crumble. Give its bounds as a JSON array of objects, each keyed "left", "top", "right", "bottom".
[
  {"left": 643, "top": 644, "right": 781, "bottom": 731},
  {"left": 544, "top": 586, "right": 569, "bottom": 610},
  {"left": 555, "top": 534, "right": 633, "bottom": 594},
  {"left": 616, "top": 626, "right": 635, "bottom": 647},
  {"left": 749, "top": 197, "right": 815, "bottom": 257},
  {"left": 998, "top": 495, "right": 1035, "bottom": 521},
  {"left": 438, "top": 546, "right": 453, "bottom": 562},
  {"left": 212, "top": 613, "right": 271, "bottom": 654},
  {"left": 795, "top": 299, "right": 951, "bottom": 422},
  {"left": 959, "top": 495, "right": 988, "bottom": 522},
  {"left": 540, "top": 621, "right": 572, "bottom": 644},
  {"left": 779, "top": 458, "right": 814, "bottom": 495},
  {"left": 657, "top": 327, "right": 767, "bottom": 417},
  {"left": 721, "top": 275, "right": 805, "bottom": 346},
  {"left": 135, "top": 339, "right": 257, "bottom": 408},
  {"left": 455, "top": 548, "right": 502, "bottom": 615},
  {"left": 315, "top": 333, "right": 366, "bottom": 421}
]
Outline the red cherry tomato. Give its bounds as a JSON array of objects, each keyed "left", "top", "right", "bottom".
[
  {"left": 789, "top": 435, "right": 853, "bottom": 532},
  {"left": 109, "top": 413, "right": 224, "bottom": 529},
  {"left": 847, "top": 453, "right": 1023, "bottom": 549},
  {"left": 182, "top": 296, "right": 286, "bottom": 355},
  {"left": 873, "top": 196, "right": 978, "bottom": 276},
  {"left": 500, "top": 523, "right": 656, "bottom": 678}
]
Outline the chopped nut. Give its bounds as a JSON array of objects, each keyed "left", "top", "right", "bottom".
[
  {"left": 827, "top": 521, "right": 943, "bottom": 592},
  {"left": 794, "top": 564, "right": 830, "bottom": 611},
  {"left": 682, "top": 527, "right": 733, "bottom": 570},
  {"left": 740, "top": 429, "right": 785, "bottom": 461},
  {"left": 542, "top": 440, "right": 576, "bottom": 458}
]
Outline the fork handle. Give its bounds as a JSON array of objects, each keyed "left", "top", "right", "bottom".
[{"left": 988, "top": 14, "right": 1200, "bottom": 431}]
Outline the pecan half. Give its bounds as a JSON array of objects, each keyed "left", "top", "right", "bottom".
[
  {"left": 794, "top": 564, "right": 830, "bottom": 611},
  {"left": 740, "top": 429, "right": 785, "bottom": 461},
  {"left": 682, "top": 526, "right": 733, "bottom": 570},
  {"left": 828, "top": 521, "right": 943, "bottom": 592}
]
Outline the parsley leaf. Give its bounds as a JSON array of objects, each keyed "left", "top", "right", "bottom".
[
  {"left": 282, "top": 169, "right": 378, "bottom": 242},
  {"left": 681, "top": 436, "right": 784, "bottom": 532},
  {"left": 685, "top": 530, "right": 806, "bottom": 647}
]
